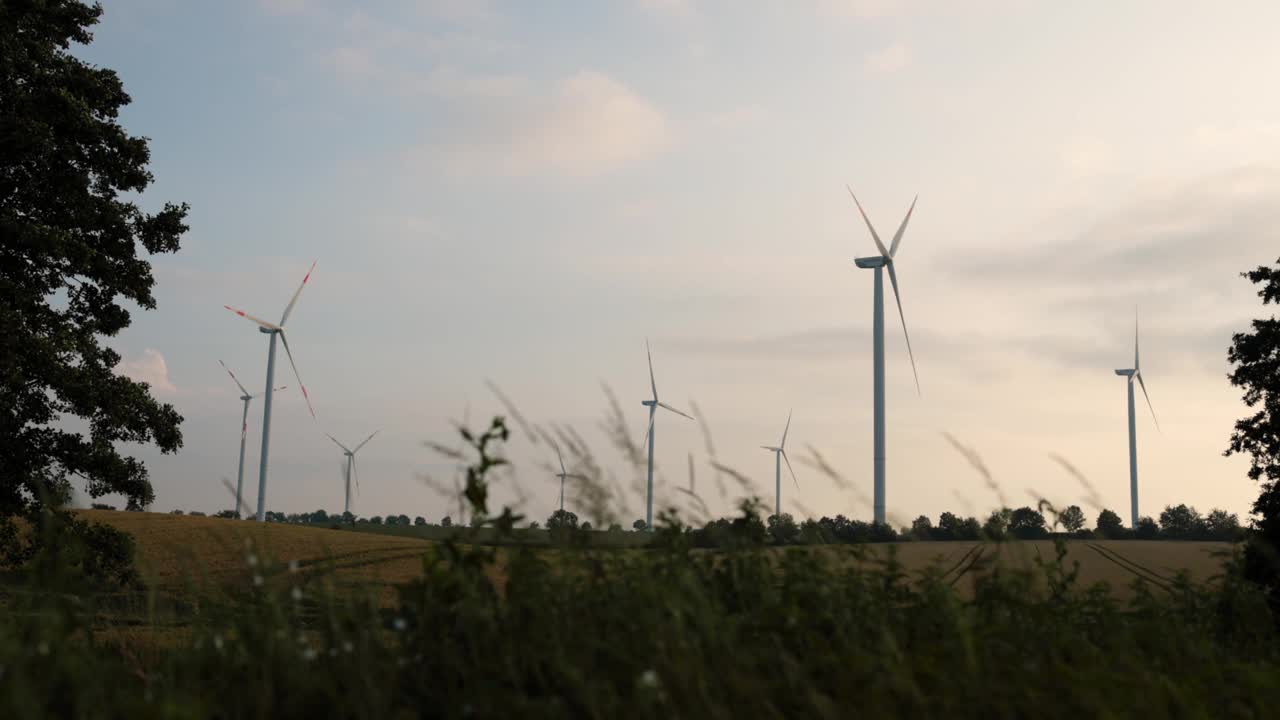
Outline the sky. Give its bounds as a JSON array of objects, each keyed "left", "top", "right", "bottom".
[{"left": 83, "top": 0, "right": 1280, "bottom": 528}]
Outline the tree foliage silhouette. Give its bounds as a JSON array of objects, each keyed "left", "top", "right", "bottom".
[
  {"left": 1226, "top": 257, "right": 1280, "bottom": 609},
  {"left": 1, "top": 0, "right": 188, "bottom": 519}
]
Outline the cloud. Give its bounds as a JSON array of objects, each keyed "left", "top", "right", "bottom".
[
  {"left": 114, "top": 349, "right": 177, "bottom": 394},
  {"left": 864, "top": 43, "right": 911, "bottom": 73},
  {"left": 818, "top": 0, "right": 905, "bottom": 19},
  {"left": 636, "top": 0, "right": 695, "bottom": 19},
  {"left": 260, "top": 0, "right": 306, "bottom": 15},
  {"left": 438, "top": 70, "right": 670, "bottom": 179}
]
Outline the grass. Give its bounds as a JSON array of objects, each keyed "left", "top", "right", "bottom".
[
  {"left": 3, "top": 508, "right": 1276, "bottom": 718},
  {"left": 2, "top": 413, "right": 1272, "bottom": 717}
]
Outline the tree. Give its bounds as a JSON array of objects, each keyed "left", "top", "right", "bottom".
[
  {"left": 983, "top": 508, "right": 1012, "bottom": 540},
  {"left": 1225, "top": 257, "right": 1280, "bottom": 608},
  {"left": 441, "top": 515, "right": 452, "bottom": 528},
  {"left": 909, "top": 515, "right": 934, "bottom": 541},
  {"left": 633, "top": 519, "right": 647, "bottom": 531},
  {"left": 414, "top": 516, "right": 426, "bottom": 527},
  {"left": 1096, "top": 509, "right": 1125, "bottom": 539},
  {"left": 1009, "top": 507, "right": 1048, "bottom": 539},
  {"left": 1204, "top": 509, "right": 1242, "bottom": 541},
  {"left": 0, "top": 0, "right": 189, "bottom": 522},
  {"left": 1059, "top": 505, "right": 1087, "bottom": 534},
  {"left": 369, "top": 516, "right": 383, "bottom": 525},
  {"left": 1159, "top": 504, "right": 1205, "bottom": 540},
  {"left": 580, "top": 522, "right": 592, "bottom": 532},
  {"left": 396, "top": 514, "right": 410, "bottom": 526},
  {"left": 1135, "top": 516, "right": 1160, "bottom": 540},
  {"left": 547, "top": 509, "right": 579, "bottom": 531},
  {"left": 767, "top": 513, "right": 800, "bottom": 545}
]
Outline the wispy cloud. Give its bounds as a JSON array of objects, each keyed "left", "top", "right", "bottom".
[
  {"left": 114, "top": 349, "right": 177, "bottom": 394},
  {"left": 433, "top": 70, "right": 670, "bottom": 179},
  {"left": 636, "top": 0, "right": 696, "bottom": 19},
  {"left": 260, "top": 0, "right": 306, "bottom": 16},
  {"left": 864, "top": 43, "right": 911, "bottom": 73},
  {"left": 818, "top": 0, "right": 905, "bottom": 19}
]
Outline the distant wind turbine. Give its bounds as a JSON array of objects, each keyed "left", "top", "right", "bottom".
[
  {"left": 326, "top": 430, "right": 380, "bottom": 516},
  {"left": 847, "top": 188, "right": 921, "bottom": 526},
  {"left": 218, "top": 360, "right": 285, "bottom": 519},
  {"left": 640, "top": 340, "right": 694, "bottom": 531},
  {"left": 761, "top": 410, "right": 798, "bottom": 520},
  {"left": 1114, "top": 313, "right": 1159, "bottom": 529},
  {"left": 553, "top": 443, "right": 588, "bottom": 514},
  {"left": 224, "top": 261, "right": 317, "bottom": 522}
]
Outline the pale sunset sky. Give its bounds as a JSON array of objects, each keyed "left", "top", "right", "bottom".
[{"left": 90, "top": 0, "right": 1280, "bottom": 527}]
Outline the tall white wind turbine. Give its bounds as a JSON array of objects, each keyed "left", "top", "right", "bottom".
[
  {"left": 640, "top": 340, "right": 694, "bottom": 531},
  {"left": 847, "top": 188, "right": 920, "bottom": 526},
  {"left": 325, "top": 430, "right": 379, "bottom": 516},
  {"left": 761, "top": 410, "right": 798, "bottom": 520},
  {"left": 218, "top": 360, "right": 286, "bottom": 519},
  {"left": 1114, "top": 314, "right": 1159, "bottom": 529},
  {"left": 553, "top": 443, "right": 588, "bottom": 514},
  {"left": 224, "top": 261, "right": 317, "bottom": 522}
]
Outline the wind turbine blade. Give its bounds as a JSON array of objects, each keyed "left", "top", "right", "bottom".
[
  {"left": 782, "top": 450, "right": 799, "bottom": 492},
  {"left": 888, "top": 195, "right": 917, "bottom": 258},
  {"left": 353, "top": 457, "right": 361, "bottom": 495},
  {"left": 219, "top": 359, "right": 250, "bottom": 396},
  {"left": 1134, "top": 312, "right": 1141, "bottom": 371},
  {"left": 780, "top": 409, "right": 792, "bottom": 449},
  {"left": 555, "top": 443, "right": 567, "bottom": 475},
  {"left": 1136, "top": 372, "right": 1160, "bottom": 432},
  {"left": 224, "top": 305, "right": 279, "bottom": 331},
  {"left": 277, "top": 331, "right": 315, "bottom": 418},
  {"left": 657, "top": 401, "right": 694, "bottom": 420},
  {"left": 325, "top": 433, "right": 352, "bottom": 453},
  {"left": 886, "top": 262, "right": 921, "bottom": 395},
  {"left": 846, "top": 186, "right": 890, "bottom": 258},
  {"left": 279, "top": 260, "right": 316, "bottom": 327},
  {"left": 251, "top": 386, "right": 289, "bottom": 400},
  {"left": 646, "top": 338, "right": 658, "bottom": 400},
  {"left": 640, "top": 408, "right": 655, "bottom": 452},
  {"left": 353, "top": 429, "right": 380, "bottom": 453}
]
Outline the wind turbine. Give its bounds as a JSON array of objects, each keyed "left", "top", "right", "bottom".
[
  {"left": 218, "top": 360, "right": 286, "bottom": 519},
  {"left": 325, "top": 430, "right": 379, "bottom": 517},
  {"left": 552, "top": 443, "right": 588, "bottom": 515},
  {"left": 761, "top": 410, "right": 798, "bottom": 520},
  {"left": 640, "top": 340, "right": 694, "bottom": 531},
  {"left": 1114, "top": 313, "right": 1159, "bottom": 529},
  {"left": 847, "top": 188, "right": 921, "bottom": 526},
  {"left": 224, "top": 261, "right": 317, "bottom": 522}
]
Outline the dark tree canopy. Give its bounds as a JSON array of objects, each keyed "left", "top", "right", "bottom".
[
  {"left": 1, "top": 0, "right": 188, "bottom": 516},
  {"left": 1096, "top": 509, "right": 1124, "bottom": 538},
  {"left": 1059, "top": 505, "right": 1087, "bottom": 533},
  {"left": 1226, "top": 258, "right": 1280, "bottom": 606}
]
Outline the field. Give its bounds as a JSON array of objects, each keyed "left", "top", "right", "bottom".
[{"left": 81, "top": 510, "right": 1232, "bottom": 602}]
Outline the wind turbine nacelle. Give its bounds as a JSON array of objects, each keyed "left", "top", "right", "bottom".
[
  {"left": 641, "top": 400, "right": 656, "bottom": 407},
  {"left": 854, "top": 256, "right": 887, "bottom": 269},
  {"left": 1115, "top": 369, "right": 1135, "bottom": 377},
  {"left": 258, "top": 326, "right": 276, "bottom": 335}
]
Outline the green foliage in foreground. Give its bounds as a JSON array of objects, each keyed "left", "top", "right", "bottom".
[{"left": 2, "top": 517, "right": 1279, "bottom": 719}]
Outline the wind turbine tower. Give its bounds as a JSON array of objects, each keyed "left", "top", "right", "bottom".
[
  {"left": 553, "top": 444, "right": 587, "bottom": 514},
  {"left": 325, "top": 430, "right": 380, "bottom": 516},
  {"left": 847, "top": 189, "right": 921, "bottom": 526},
  {"left": 1114, "top": 314, "right": 1159, "bottom": 529},
  {"left": 224, "top": 261, "right": 318, "bottom": 522},
  {"left": 640, "top": 340, "right": 694, "bottom": 531},
  {"left": 761, "top": 410, "right": 798, "bottom": 520},
  {"left": 218, "top": 360, "right": 285, "bottom": 518}
]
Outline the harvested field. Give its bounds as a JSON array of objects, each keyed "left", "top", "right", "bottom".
[{"left": 81, "top": 511, "right": 1234, "bottom": 603}]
